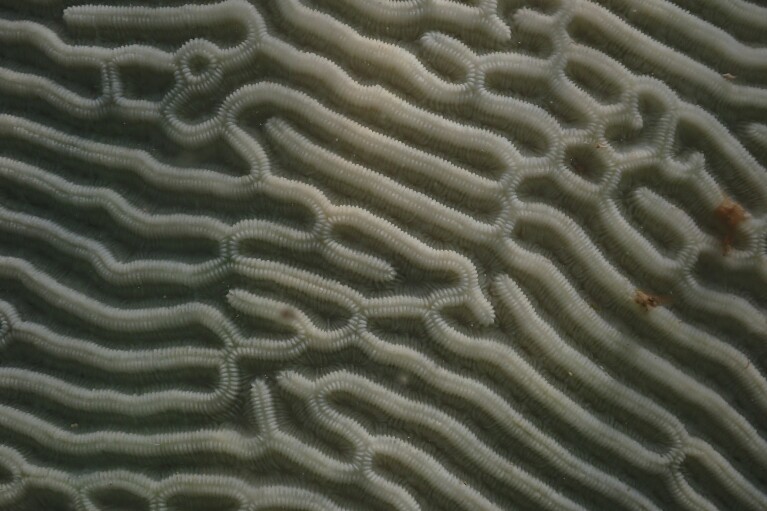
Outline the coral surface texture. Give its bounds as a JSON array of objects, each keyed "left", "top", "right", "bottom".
[{"left": 0, "top": 0, "right": 766, "bottom": 510}]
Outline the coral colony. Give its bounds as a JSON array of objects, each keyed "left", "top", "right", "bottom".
[{"left": 0, "top": 0, "right": 765, "bottom": 510}]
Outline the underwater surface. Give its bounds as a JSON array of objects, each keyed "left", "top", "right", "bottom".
[{"left": 0, "top": 0, "right": 766, "bottom": 509}]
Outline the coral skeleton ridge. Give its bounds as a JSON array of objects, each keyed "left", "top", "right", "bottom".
[{"left": 0, "top": 0, "right": 766, "bottom": 509}]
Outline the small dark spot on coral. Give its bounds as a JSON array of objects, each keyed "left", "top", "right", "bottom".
[
  {"left": 280, "top": 308, "right": 297, "bottom": 321},
  {"left": 634, "top": 289, "right": 672, "bottom": 311},
  {"left": 715, "top": 197, "right": 747, "bottom": 255}
]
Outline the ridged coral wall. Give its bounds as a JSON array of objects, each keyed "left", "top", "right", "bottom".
[{"left": 0, "top": 1, "right": 766, "bottom": 510}]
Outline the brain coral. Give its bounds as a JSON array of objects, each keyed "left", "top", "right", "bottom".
[{"left": 0, "top": 0, "right": 766, "bottom": 510}]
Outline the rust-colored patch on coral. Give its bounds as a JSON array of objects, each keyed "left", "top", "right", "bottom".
[
  {"left": 280, "top": 307, "right": 297, "bottom": 321},
  {"left": 715, "top": 197, "right": 747, "bottom": 255},
  {"left": 634, "top": 290, "right": 671, "bottom": 311}
]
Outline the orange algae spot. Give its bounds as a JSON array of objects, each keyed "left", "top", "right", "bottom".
[
  {"left": 634, "top": 290, "right": 671, "bottom": 311},
  {"left": 715, "top": 197, "right": 747, "bottom": 255}
]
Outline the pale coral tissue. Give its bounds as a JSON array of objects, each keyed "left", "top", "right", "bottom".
[{"left": 0, "top": 0, "right": 766, "bottom": 510}]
